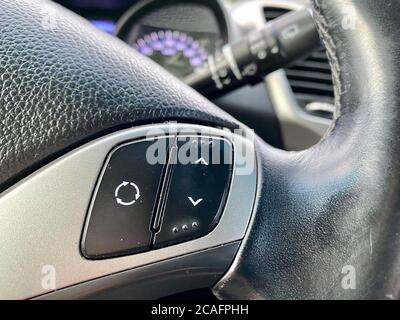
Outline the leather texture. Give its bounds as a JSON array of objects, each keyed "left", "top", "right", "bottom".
[
  {"left": 215, "top": 0, "right": 400, "bottom": 299},
  {"left": 1, "top": 0, "right": 400, "bottom": 300},
  {"left": 0, "top": 0, "right": 236, "bottom": 192}
]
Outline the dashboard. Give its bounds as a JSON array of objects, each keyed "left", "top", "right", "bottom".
[
  {"left": 54, "top": 0, "right": 334, "bottom": 151},
  {"left": 56, "top": 0, "right": 229, "bottom": 79},
  {"left": 116, "top": 0, "right": 228, "bottom": 79}
]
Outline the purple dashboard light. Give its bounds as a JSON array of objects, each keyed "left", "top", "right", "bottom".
[
  {"left": 134, "top": 30, "right": 207, "bottom": 68},
  {"left": 90, "top": 20, "right": 116, "bottom": 34},
  {"left": 183, "top": 48, "right": 196, "bottom": 58},
  {"left": 152, "top": 41, "right": 164, "bottom": 51},
  {"left": 139, "top": 46, "right": 153, "bottom": 56},
  {"left": 190, "top": 57, "right": 204, "bottom": 67}
]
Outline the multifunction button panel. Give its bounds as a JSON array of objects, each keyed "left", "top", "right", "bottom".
[{"left": 82, "top": 135, "right": 233, "bottom": 259}]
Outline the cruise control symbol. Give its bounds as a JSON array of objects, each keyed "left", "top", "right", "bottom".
[{"left": 114, "top": 181, "right": 141, "bottom": 206}]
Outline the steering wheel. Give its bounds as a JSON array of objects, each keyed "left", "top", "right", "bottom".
[{"left": 1, "top": 0, "right": 399, "bottom": 300}]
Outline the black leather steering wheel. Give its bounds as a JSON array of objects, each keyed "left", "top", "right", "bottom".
[{"left": 1, "top": 0, "right": 400, "bottom": 299}]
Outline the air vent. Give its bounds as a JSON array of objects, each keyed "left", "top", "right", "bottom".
[{"left": 264, "top": 7, "right": 334, "bottom": 114}]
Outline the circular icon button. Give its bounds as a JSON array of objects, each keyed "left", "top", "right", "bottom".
[{"left": 114, "top": 181, "right": 141, "bottom": 206}]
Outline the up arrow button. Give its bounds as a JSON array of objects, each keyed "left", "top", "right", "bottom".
[{"left": 194, "top": 157, "right": 208, "bottom": 165}]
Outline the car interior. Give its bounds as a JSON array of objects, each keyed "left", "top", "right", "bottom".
[
  {"left": 1, "top": 0, "right": 399, "bottom": 301},
  {"left": 54, "top": 0, "right": 334, "bottom": 152}
]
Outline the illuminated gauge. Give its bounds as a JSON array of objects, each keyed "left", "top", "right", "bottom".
[{"left": 133, "top": 29, "right": 209, "bottom": 79}]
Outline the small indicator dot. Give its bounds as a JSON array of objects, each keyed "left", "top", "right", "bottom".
[
  {"left": 172, "top": 227, "right": 179, "bottom": 233},
  {"left": 182, "top": 225, "right": 189, "bottom": 231},
  {"left": 257, "top": 50, "right": 267, "bottom": 60},
  {"left": 271, "top": 46, "right": 279, "bottom": 54},
  {"left": 192, "top": 222, "right": 199, "bottom": 229}
]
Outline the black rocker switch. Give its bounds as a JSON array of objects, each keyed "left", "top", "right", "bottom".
[
  {"left": 153, "top": 136, "right": 233, "bottom": 248},
  {"left": 82, "top": 138, "right": 168, "bottom": 259}
]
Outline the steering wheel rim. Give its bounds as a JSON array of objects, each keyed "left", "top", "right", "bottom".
[
  {"left": 1, "top": 0, "right": 399, "bottom": 299},
  {"left": 215, "top": 0, "right": 400, "bottom": 299}
]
